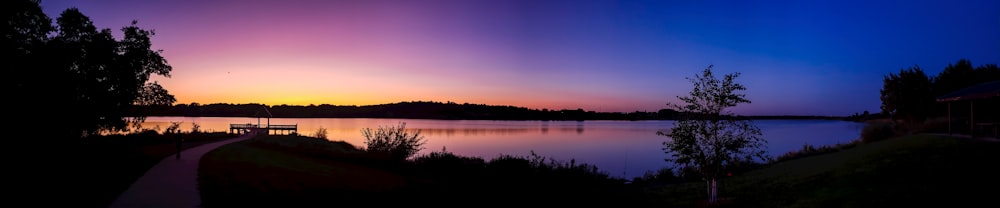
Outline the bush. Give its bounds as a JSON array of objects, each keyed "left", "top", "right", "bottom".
[
  {"left": 412, "top": 147, "right": 486, "bottom": 178},
  {"left": 191, "top": 122, "right": 201, "bottom": 134},
  {"left": 165, "top": 122, "right": 183, "bottom": 134},
  {"left": 631, "top": 168, "right": 679, "bottom": 185},
  {"left": 362, "top": 122, "right": 426, "bottom": 160},
  {"left": 861, "top": 121, "right": 897, "bottom": 143},
  {"left": 314, "top": 126, "right": 328, "bottom": 139}
]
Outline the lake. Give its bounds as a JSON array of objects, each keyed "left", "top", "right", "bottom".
[{"left": 140, "top": 117, "right": 865, "bottom": 179}]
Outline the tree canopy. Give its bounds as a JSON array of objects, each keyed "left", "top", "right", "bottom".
[
  {"left": 878, "top": 59, "right": 1000, "bottom": 122},
  {"left": 4, "top": 0, "right": 175, "bottom": 139},
  {"left": 879, "top": 65, "right": 933, "bottom": 121},
  {"left": 658, "top": 65, "right": 767, "bottom": 204}
]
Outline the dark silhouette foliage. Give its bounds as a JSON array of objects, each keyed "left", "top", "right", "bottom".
[
  {"left": 658, "top": 65, "right": 768, "bottom": 204},
  {"left": 878, "top": 59, "right": 999, "bottom": 124},
  {"left": 5, "top": 0, "right": 175, "bottom": 139},
  {"left": 131, "top": 101, "right": 850, "bottom": 121},
  {"left": 880, "top": 66, "right": 933, "bottom": 121},
  {"left": 933, "top": 59, "right": 1000, "bottom": 98},
  {"left": 362, "top": 122, "right": 427, "bottom": 160}
]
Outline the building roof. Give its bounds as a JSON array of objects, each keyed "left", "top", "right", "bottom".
[{"left": 936, "top": 80, "right": 1000, "bottom": 102}]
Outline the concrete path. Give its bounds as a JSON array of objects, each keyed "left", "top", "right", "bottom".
[{"left": 109, "top": 131, "right": 259, "bottom": 208}]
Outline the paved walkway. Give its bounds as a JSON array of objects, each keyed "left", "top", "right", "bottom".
[{"left": 109, "top": 131, "right": 259, "bottom": 208}]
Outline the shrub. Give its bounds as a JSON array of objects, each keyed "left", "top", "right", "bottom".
[
  {"left": 861, "top": 121, "right": 897, "bottom": 143},
  {"left": 412, "top": 147, "right": 486, "bottom": 178},
  {"left": 191, "top": 122, "right": 201, "bottom": 134},
  {"left": 314, "top": 126, "right": 328, "bottom": 139},
  {"left": 485, "top": 151, "right": 610, "bottom": 181},
  {"left": 632, "top": 168, "right": 679, "bottom": 185},
  {"left": 362, "top": 122, "right": 426, "bottom": 160},
  {"left": 165, "top": 122, "right": 183, "bottom": 134}
]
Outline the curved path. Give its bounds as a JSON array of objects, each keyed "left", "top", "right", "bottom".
[{"left": 110, "top": 131, "right": 259, "bottom": 208}]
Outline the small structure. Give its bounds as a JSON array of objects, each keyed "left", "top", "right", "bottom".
[
  {"left": 229, "top": 105, "right": 298, "bottom": 135},
  {"left": 935, "top": 80, "right": 1000, "bottom": 138}
]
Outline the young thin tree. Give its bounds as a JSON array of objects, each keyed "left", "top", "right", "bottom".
[{"left": 657, "top": 65, "right": 768, "bottom": 204}]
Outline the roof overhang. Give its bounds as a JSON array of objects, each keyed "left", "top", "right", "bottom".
[{"left": 935, "top": 81, "right": 1000, "bottom": 102}]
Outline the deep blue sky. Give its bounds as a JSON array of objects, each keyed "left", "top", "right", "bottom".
[{"left": 39, "top": 0, "right": 1000, "bottom": 116}]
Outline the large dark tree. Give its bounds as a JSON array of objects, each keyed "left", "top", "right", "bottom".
[
  {"left": 4, "top": 0, "right": 52, "bottom": 107},
  {"left": 880, "top": 65, "right": 933, "bottom": 121},
  {"left": 4, "top": 0, "right": 175, "bottom": 139},
  {"left": 933, "top": 59, "right": 1000, "bottom": 97}
]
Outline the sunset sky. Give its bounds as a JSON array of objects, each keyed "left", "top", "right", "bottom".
[{"left": 40, "top": 0, "right": 1000, "bottom": 116}]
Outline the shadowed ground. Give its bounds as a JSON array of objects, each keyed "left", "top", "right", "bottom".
[{"left": 109, "top": 131, "right": 259, "bottom": 208}]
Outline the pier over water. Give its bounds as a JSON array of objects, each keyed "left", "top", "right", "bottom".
[{"left": 228, "top": 105, "right": 297, "bottom": 135}]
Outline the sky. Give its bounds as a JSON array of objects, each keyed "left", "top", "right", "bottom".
[{"left": 39, "top": 0, "right": 1000, "bottom": 116}]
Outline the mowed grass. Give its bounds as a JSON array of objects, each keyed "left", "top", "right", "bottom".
[{"left": 644, "top": 134, "right": 1000, "bottom": 207}]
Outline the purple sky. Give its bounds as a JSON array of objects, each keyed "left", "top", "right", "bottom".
[{"left": 39, "top": 0, "right": 1000, "bottom": 116}]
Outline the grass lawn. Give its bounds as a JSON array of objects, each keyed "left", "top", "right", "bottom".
[{"left": 643, "top": 134, "right": 1000, "bottom": 207}]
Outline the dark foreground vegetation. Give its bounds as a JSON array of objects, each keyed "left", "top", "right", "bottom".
[
  {"left": 25, "top": 119, "right": 990, "bottom": 207},
  {"left": 198, "top": 133, "right": 999, "bottom": 207},
  {"left": 15, "top": 131, "right": 236, "bottom": 207},
  {"left": 641, "top": 134, "right": 1000, "bottom": 207},
  {"left": 199, "top": 134, "right": 641, "bottom": 207}
]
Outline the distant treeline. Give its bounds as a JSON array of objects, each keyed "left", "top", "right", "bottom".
[
  {"left": 131, "top": 101, "right": 848, "bottom": 121},
  {"left": 132, "top": 101, "right": 667, "bottom": 120}
]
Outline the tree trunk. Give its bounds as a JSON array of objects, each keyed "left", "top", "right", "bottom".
[{"left": 707, "top": 177, "right": 718, "bottom": 204}]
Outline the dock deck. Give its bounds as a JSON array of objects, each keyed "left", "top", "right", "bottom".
[{"left": 229, "top": 123, "right": 298, "bottom": 135}]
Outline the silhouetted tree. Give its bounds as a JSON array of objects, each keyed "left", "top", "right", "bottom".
[
  {"left": 880, "top": 65, "right": 933, "bottom": 121},
  {"left": 4, "top": 0, "right": 54, "bottom": 138},
  {"left": 362, "top": 122, "right": 426, "bottom": 160},
  {"left": 5, "top": 0, "right": 174, "bottom": 139},
  {"left": 657, "top": 65, "right": 767, "bottom": 204},
  {"left": 933, "top": 59, "right": 1000, "bottom": 97}
]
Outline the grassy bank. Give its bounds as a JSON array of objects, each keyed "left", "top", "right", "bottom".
[
  {"left": 642, "top": 134, "right": 1000, "bottom": 207},
  {"left": 25, "top": 129, "right": 993, "bottom": 207},
  {"left": 198, "top": 135, "right": 642, "bottom": 207},
  {"left": 199, "top": 133, "right": 999, "bottom": 207}
]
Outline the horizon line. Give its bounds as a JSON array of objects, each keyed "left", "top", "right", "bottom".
[{"left": 156, "top": 100, "right": 851, "bottom": 117}]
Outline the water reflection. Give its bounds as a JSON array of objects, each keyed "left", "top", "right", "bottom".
[
  {"left": 417, "top": 128, "right": 537, "bottom": 136},
  {"left": 139, "top": 117, "right": 863, "bottom": 179}
]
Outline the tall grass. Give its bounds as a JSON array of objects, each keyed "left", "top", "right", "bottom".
[{"left": 773, "top": 140, "right": 861, "bottom": 163}]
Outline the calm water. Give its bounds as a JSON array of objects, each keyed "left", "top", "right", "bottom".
[{"left": 141, "top": 117, "right": 864, "bottom": 179}]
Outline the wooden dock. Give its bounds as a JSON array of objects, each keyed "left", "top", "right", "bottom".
[{"left": 229, "top": 123, "right": 298, "bottom": 135}]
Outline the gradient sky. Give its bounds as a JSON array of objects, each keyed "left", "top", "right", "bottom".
[{"left": 40, "top": 0, "right": 1000, "bottom": 116}]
